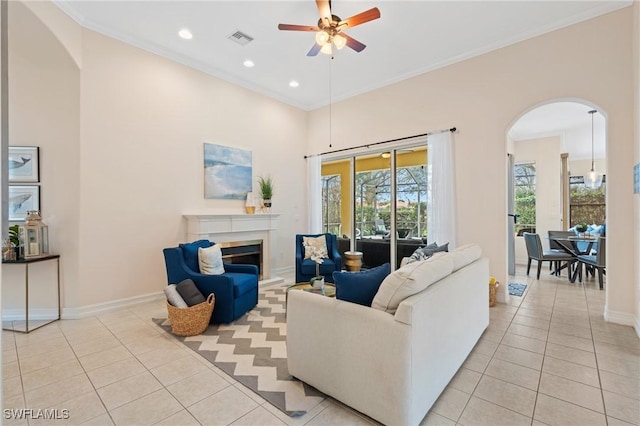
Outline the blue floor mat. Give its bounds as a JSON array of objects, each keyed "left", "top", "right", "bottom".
[{"left": 508, "top": 283, "right": 527, "bottom": 297}]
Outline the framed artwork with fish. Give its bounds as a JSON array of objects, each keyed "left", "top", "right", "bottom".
[
  {"left": 8, "top": 185, "right": 40, "bottom": 221},
  {"left": 8, "top": 146, "right": 39, "bottom": 183}
]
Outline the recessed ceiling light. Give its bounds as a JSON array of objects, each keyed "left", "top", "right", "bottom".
[
  {"left": 178, "top": 28, "right": 193, "bottom": 40},
  {"left": 289, "top": 80, "right": 300, "bottom": 88},
  {"left": 243, "top": 59, "right": 255, "bottom": 68}
]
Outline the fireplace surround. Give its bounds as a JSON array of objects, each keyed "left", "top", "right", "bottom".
[{"left": 183, "top": 213, "right": 280, "bottom": 282}]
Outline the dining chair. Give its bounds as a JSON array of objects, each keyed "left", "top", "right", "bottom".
[
  {"left": 523, "top": 233, "right": 575, "bottom": 280},
  {"left": 547, "top": 230, "right": 576, "bottom": 276},
  {"left": 576, "top": 236, "right": 606, "bottom": 289}
]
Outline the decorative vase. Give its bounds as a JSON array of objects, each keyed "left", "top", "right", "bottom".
[
  {"left": 311, "top": 276, "right": 325, "bottom": 290},
  {"left": 245, "top": 192, "right": 256, "bottom": 214},
  {"left": 263, "top": 199, "right": 272, "bottom": 208}
]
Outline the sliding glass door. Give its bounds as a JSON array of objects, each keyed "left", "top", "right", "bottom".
[{"left": 321, "top": 144, "right": 428, "bottom": 270}]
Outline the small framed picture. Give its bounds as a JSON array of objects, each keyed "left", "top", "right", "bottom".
[
  {"left": 9, "top": 146, "right": 39, "bottom": 183},
  {"left": 8, "top": 185, "right": 40, "bottom": 221}
]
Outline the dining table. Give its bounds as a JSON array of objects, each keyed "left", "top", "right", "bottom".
[{"left": 548, "top": 234, "right": 600, "bottom": 282}]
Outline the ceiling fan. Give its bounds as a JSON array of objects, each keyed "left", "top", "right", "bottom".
[{"left": 278, "top": 0, "right": 381, "bottom": 56}]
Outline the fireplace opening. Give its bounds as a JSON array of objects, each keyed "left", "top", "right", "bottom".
[{"left": 219, "top": 240, "right": 263, "bottom": 280}]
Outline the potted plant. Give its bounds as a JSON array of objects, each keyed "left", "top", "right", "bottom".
[
  {"left": 8, "top": 224, "right": 20, "bottom": 260},
  {"left": 307, "top": 248, "right": 325, "bottom": 290},
  {"left": 257, "top": 175, "right": 274, "bottom": 208},
  {"left": 575, "top": 222, "right": 588, "bottom": 233}
]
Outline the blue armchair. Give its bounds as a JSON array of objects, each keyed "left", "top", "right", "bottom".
[
  {"left": 295, "top": 233, "right": 342, "bottom": 283},
  {"left": 163, "top": 240, "right": 259, "bottom": 324}
]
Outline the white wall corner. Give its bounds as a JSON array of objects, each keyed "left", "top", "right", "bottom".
[{"left": 603, "top": 305, "right": 638, "bottom": 333}]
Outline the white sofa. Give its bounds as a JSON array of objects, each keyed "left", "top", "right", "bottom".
[{"left": 287, "top": 244, "right": 489, "bottom": 426}]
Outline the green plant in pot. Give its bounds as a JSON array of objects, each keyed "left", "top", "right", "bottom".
[
  {"left": 257, "top": 175, "right": 274, "bottom": 208},
  {"left": 575, "top": 222, "right": 588, "bottom": 233},
  {"left": 7, "top": 224, "right": 21, "bottom": 260}
]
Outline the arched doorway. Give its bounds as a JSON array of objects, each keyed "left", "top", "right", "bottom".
[{"left": 505, "top": 100, "right": 607, "bottom": 298}]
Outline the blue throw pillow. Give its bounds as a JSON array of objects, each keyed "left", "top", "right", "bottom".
[
  {"left": 179, "top": 240, "right": 212, "bottom": 272},
  {"left": 333, "top": 263, "right": 391, "bottom": 307}
]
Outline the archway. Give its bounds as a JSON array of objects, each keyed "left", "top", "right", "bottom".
[{"left": 505, "top": 99, "right": 607, "bottom": 302}]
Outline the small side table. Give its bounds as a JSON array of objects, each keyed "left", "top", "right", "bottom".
[
  {"left": 344, "top": 251, "right": 363, "bottom": 271},
  {"left": 2, "top": 254, "right": 61, "bottom": 333}
]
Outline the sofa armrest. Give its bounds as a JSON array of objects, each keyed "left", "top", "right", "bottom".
[
  {"left": 223, "top": 263, "right": 259, "bottom": 276},
  {"left": 287, "top": 291, "right": 412, "bottom": 425}
]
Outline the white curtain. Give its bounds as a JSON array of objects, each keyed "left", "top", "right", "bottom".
[
  {"left": 427, "top": 132, "right": 457, "bottom": 248},
  {"left": 307, "top": 155, "right": 323, "bottom": 233}
]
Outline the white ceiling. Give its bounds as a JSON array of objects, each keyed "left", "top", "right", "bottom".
[
  {"left": 509, "top": 102, "right": 606, "bottom": 160},
  {"left": 50, "top": 1, "right": 623, "bottom": 159},
  {"left": 52, "top": 0, "right": 630, "bottom": 112}
]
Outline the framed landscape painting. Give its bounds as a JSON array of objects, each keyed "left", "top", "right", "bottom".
[
  {"left": 203, "top": 143, "right": 252, "bottom": 199},
  {"left": 8, "top": 146, "right": 39, "bottom": 183},
  {"left": 8, "top": 185, "right": 40, "bottom": 221}
]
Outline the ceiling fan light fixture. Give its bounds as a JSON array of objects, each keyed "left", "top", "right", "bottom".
[
  {"left": 320, "top": 42, "right": 333, "bottom": 55},
  {"left": 315, "top": 30, "right": 330, "bottom": 45},
  {"left": 333, "top": 34, "right": 347, "bottom": 49}
]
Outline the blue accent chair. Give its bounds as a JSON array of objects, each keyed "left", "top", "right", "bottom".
[
  {"left": 295, "top": 233, "right": 342, "bottom": 283},
  {"left": 163, "top": 240, "right": 259, "bottom": 324}
]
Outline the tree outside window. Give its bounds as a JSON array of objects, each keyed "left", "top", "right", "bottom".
[{"left": 514, "top": 163, "right": 536, "bottom": 235}]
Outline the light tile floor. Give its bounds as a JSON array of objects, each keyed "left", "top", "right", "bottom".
[{"left": 2, "top": 266, "right": 639, "bottom": 425}]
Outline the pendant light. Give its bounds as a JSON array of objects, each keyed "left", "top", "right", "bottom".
[{"left": 584, "top": 109, "right": 603, "bottom": 189}]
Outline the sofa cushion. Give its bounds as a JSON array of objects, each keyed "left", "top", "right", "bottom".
[
  {"left": 303, "top": 235, "right": 328, "bottom": 260},
  {"left": 372, "top": 252, "right": 454, "bottom": 314},
  {"left": 176, "top": 278, "right": 206, "bottom": 306},
  {"left": 164, "top": 284, "right": 188, "bottom": 308},
  {"left": 406, "top": 242, "right": 449, "bottom": 265},
  {"left": 450, "top": 243, "right": 482, "bottom": 271},
  {"left": 179, "top": 240, "right": 211, "bottom": 272},
  {"left": 333, "top": 263, "right": 390, "bottom": 307},
  {"left": 199, "top": 244, "right": 225, "bottom": 275}
]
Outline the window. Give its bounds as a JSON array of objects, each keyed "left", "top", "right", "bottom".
[
  {"left": 322, "top": 175, "right": 341, "bottom": 235},
  {"left": 569, "top": 175, "right": 606, "bottom": 227},
  {"left": 514, "top": 162, "right": 536, "bottom": 235}
]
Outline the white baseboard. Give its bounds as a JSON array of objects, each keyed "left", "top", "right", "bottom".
[
  {"left": 603, "top": 305, "right": 638, "bottom": 332},
  {"left": 62, "top": 292, "right": 165, "bottom": 319},
  {"left": 2, "top": 308, "right": 59, "bottom": 321},
  {"left": 273, "top": 265, "right": 294, "bottom": 276}
]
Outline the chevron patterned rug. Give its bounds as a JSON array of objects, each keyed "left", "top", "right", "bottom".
[{"left": 153, "top": 284, "right": 326, "bottom": 417}]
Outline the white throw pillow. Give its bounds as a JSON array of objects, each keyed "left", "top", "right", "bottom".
[
  {"left": 163, "top": 284, "right": 188, "bottom": 308},
  {"left": 371, "top": 252, "right": 454, "bottom": 314},
  {"left": 303, "top": 235, "right": 328, "bottom": 259},
  {"left": 450, "top": 243, "right": 482, "bottom": 271},
  {"left": 198, "top": 244, "right": 225, "bottom": 275}
]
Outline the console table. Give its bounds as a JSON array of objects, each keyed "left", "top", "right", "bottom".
[{"left": 2, "top": 254, "right": 60, "bottom": 333}]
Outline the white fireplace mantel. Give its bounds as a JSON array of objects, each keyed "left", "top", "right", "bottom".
[{"left": 183, "top": 213, "right": 280, "bottom": 281}]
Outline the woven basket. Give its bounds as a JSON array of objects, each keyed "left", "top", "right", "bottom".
[
  {"left": 167, "top": 293, "right": 215, "bottom": 336},
  {"left": 489, "top": 282, "right": 499, "bottom": 307}
]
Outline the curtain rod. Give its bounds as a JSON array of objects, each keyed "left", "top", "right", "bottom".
[{"left": 304, "top": 127, "right": 456, "bottom": 159}]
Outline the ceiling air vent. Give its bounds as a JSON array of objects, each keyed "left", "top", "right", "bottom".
[{"left": 227, "top": 30, "right": 254, "bottom": 46}]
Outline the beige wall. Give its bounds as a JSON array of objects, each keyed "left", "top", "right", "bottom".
[
  {"left": 6, "top": 1, "right": 81, "bottom": 309},
  {"left": 634, "top": 0, "right": 640, "bottom": 333},
  {"left": 7, "top": 3, "right": 308, "bottom": 313},
  {"left": 309, "top": 8, "right": 637, "bottom": 324}
]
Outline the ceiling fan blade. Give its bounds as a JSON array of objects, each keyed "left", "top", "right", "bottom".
[
  {"left": 278, "top": 24, "right": 319, "bottom": 31},
  {"left": 341, "top": 33, "right": 366, "bottom": 52},
  {"left": 307, "top": 43, "right": 322, "bottom": 57},
  {"left": 316, "top": 0, "right": 332, "bottom": 22},
  {"left": 339, "top": 7, "right": 381, "bottom": 29}
]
